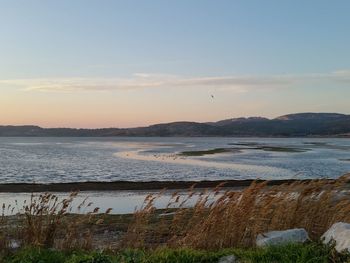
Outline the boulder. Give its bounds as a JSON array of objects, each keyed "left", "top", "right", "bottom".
[
  {"left": 256, "top": 228, "right": 309, "bottom": 247},
  {"left": 322, "top": 222, "right": 350, "bottom": 252},
  {"left": 218, "top": 255, "right": 237, "bottom": 263},
  {"left": 9, "top": 240, "right": 20, "bottom": 250}
]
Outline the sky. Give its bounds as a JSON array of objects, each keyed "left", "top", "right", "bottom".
[{"left": 0, "top": 0, "right": 350, "bottom": 128}]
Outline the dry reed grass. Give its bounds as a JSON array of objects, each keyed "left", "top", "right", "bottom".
[
  {"left": 0, "top": 191, "right": 111, "bottom": 251},
  {"left": 123, "top": 174, "right": 350, "bottom": 250},
  {"left": 1, "top": 175, "right": 350, "bottom": 252}
]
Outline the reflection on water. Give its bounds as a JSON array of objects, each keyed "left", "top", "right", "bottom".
[
  {"left": 0, "top": 137, "right": 349, "bottom": 183},
  {"left": 0, "top": 190, "right": 215, "bottom": 215}
]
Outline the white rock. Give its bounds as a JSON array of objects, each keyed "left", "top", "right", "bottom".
[
  {"left": 322, "top": 222, "right": 350, "bottom": 252},
  {"left": 9, "top": 240, "right": 20, "bottom": 250},
  {"left": 218, "top": 255, "right": 237, "bottom": 263},
  {"left": 256, "top": 228, "right": 309, "bottom": 247}
]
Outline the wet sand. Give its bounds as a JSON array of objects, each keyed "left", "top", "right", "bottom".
[{"left": 114, "top": 150, "right": 293, "bottom": 176}]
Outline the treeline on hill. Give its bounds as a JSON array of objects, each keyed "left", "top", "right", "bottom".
[{"left": 1, "top": 113, "right": 350, "bottom": 137}]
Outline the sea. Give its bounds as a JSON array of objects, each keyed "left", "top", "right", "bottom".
[
  {"left": 0, "top": 137, "right": 349, "bottom": 214},
  {"left": 0, "top": 137, "right": 349, "bottom": 183}
]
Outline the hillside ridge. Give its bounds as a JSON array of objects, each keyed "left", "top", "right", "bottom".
[{"left": 1, "top": 112, "right": 350, "bottom": 137}]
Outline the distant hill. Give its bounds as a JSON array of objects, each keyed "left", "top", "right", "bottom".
[{"left": 1, "top": 113, "right": 350, "bottom": 137}]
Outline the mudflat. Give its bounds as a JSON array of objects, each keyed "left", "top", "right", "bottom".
[{"left": 0, "top": 178, "right": 317, "bottom": 192}]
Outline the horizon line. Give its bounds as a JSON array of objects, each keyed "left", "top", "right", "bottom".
[{"left": 1, "top": 111, "right": 348, "bottom": 130}]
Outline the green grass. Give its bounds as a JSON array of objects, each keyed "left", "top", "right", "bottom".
[
  {"left": 229, "top": 142, "right": 310, "bottom": 153},
  {"left": 3, "top": 243, "right": 349, "bottom": 263},
  {"left": 178, "top": 148, "right": 232, "bottom": 156},
  {"left": 178, "top": 145, "right": 310, "bottom": 156},
  {"left": 258, "top": 146, "right": 309, "bottom": 153},
  {"left": 233, "top": 243, "right": 348, "bottom": 263}
]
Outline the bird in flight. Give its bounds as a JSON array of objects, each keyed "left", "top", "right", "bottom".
[{"left": 211, "top": 94, "right": 214, "bottom": 99}]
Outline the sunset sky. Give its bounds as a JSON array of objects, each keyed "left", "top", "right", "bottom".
[{"left": 1, "top": 0, "right": 350, "bottom": 128}]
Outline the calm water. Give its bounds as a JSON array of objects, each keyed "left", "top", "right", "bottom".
[
  {"left": 0, "top": 190, "right": 210, "bottom": 215},
  {"left": 0, "top": 137, "right": 349, "bottom": 183}
]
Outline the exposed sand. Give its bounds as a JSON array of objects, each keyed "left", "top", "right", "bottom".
[{"left": 114, "top": 149, "right": 292, "bottom": 176}]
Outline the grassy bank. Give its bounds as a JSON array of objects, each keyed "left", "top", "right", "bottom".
[
  {"left": 1, "top": 175, "right": 350, "bottom": 261},
  {"left": 3, "top": 243, "right": 349, "bottom": 263}
]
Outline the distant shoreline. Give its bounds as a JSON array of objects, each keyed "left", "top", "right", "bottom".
[
  {"left": 0, "top": 179, "right": 323, "bottom": 193},
  {"left": 0, "top": 135, "right": 349, "bottom": 138},
  {"left": 1, "top": 112, "right": 350, "bottom": 137}
]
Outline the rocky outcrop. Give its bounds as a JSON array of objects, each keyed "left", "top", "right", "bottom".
[
  {"left": 256, "top": 228, "right": 309, "bottom": 247},
  {"left": 322, "top": 222, "right": 350, "bottom": 252}
]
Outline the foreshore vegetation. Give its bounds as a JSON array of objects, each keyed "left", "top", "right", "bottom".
[{"left": 1, "top": 174, "right": 350, "bottom": 262}]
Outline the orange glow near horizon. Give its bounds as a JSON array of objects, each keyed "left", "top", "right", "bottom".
[{"left": 1, "top": 76, "right": 350, "bottom": 128}]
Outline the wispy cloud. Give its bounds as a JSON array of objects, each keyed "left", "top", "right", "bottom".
[{"left": 0, "top": 70, "right": 349, "bottom": 93}]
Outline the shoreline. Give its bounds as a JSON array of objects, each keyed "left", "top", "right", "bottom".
[
  {"left": 0, "top": 135, "right": 349, "bottom": 138},
  {"left": 0, "top": 178, "right": 320, "bottom": 193}
]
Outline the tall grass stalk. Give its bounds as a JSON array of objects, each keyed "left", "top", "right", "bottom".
[{"left": 124, "top": 175, "right": 350, "bottom": 249}]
